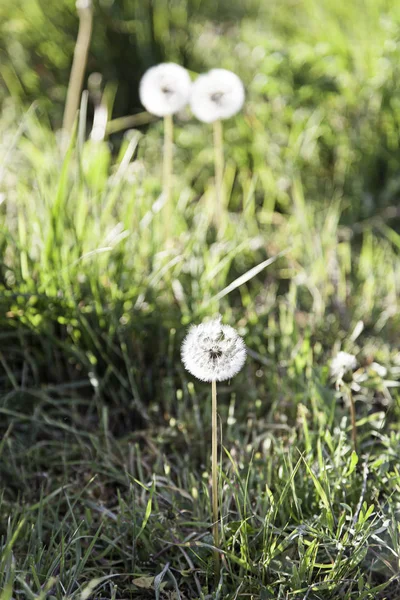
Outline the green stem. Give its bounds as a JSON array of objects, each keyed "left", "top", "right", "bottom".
[
  {"left": 213, "top": 119, "right": 224, "bottom": 228},
  {"left": 163, "top": 114, "right": 174, "bottom": 238},
  {"left": 211, "top": 379, "right": 220, "bottom": 581},
  {"left": 62, "top": 0, "right": 93, "bottom": 136}
]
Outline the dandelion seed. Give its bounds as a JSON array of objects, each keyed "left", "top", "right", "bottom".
[
  {"left": 189, "top": 69, "right": 245, "bottom": 123},
  {"left": 139, "top": 63, "right": 191, "bottom": 117},
  {"left": 181, "top": 316, "right": 246, "bottom": 382}
]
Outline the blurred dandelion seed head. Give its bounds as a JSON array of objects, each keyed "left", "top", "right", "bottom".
[
  {"left": 181, "top": 316, "right": 246, "bottom": 382},
  {"left": 139, "top": 63, "right": 191, "bottom": 117},
  {"left": 190, "top": 68, "right": 245, "bottom": 123},
  {"left": 330, "top": 351, "right": 357, "bottom": 380},
  {"left": 76, "top": 0, "right": 91, "bottom": 10}
]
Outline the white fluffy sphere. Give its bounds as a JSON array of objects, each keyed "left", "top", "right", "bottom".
[
  {"left": 181, "top": 317, "right": 246, "bottom": 382},
  {"left": 190, "top": 69, "right": 245, "bottom": 123},
  {"left": 139, "top": 63, "right": 191, "bottom": 117}
]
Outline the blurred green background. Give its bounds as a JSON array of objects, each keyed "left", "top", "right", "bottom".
[{"left": 2, "top": 0, "right": 400, "bottom": 221}]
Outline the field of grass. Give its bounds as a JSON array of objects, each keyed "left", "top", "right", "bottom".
[{"left": 1, "top": 1, "right": 400, "bottom": 598}]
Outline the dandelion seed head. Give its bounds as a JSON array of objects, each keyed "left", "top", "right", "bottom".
[
  {"left": 139, "top": 63, "right": 191, "bottom": 117},
  {"left": 190, "top": 69, "right": 245, "bottom": 123},
  {"left": 181, "top": 316, "right": 246, "bottom": 382},
  {"left": 76, "top": 0, "right": 91, "bottom": 10},
  {"left": 330, "top": 351, "right": 357, "bottom": 379}
]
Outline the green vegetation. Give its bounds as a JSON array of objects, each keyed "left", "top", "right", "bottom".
[{"left": 1, "top": 0, "right": 400, "bottom": 598}]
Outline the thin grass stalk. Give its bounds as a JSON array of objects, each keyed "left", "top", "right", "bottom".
[
  {"left": 213, "top": 119, "right": 224, "bottom": 228},
  {"left": 106, "top": 112, "right": 157, "bottom": 136},
  {"left": 62, "top": 0, "right": 93, "bottom": 136},
  {"left": 163, "top": 114, "right": 174, "bottom": 237},
  {"left": 211, "top": 379, "right": 220, "bottom": 580},
  {"left": 348, "top": 388, "right": 357, "bottom": 452}
]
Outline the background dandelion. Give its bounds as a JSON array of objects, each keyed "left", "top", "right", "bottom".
[
  {"left": 190, "top": 69, "right": 244, "bottom": 230},
  {"left": 330, "top": 351, "right": 357, "bottom": 381},
  {"left": 139, "top": 63, "right": 191, "bottom": 236},
  {"left": 331, "top": 351, "right": 358, "bottom": 451},
  {"left": 190, "top": 69, "right": 245, "bottom": 124},
  {"left": 139, "top": 63, "right": 191, "bottom": 118}
]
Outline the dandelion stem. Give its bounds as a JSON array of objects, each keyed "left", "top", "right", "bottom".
[
  {"left": 211, "top": 378, "right": 220, "bottom": 580},
  {"left": 163, "top": 113, "right": 174, "bottom": 238},
  {"left": 213, "top": 119, "right": 224, "bottom": 228},
  {"left": 62, "top": 0, "right": 93, "bottom": 136}
]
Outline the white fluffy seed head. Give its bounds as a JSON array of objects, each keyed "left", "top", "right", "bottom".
[
  {"left": 181, "top": 316, "right": 246, "bottom": 382},
  {"left": 139, "top": 63, "right": 191, "bottom": 117},
  {"left": 190, "top": 69, "right": 245, "bottom": 123},
  {"left": 330, "top": 351, "right": 357, "bottom": 379}
]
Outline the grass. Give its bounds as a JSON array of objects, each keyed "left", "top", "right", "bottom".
[
  {"left": 1, "top": 107, "right": 400, "bottom": 599},
  {"left": 1, "top": 0, "right": 400, "bottom": 597}
]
